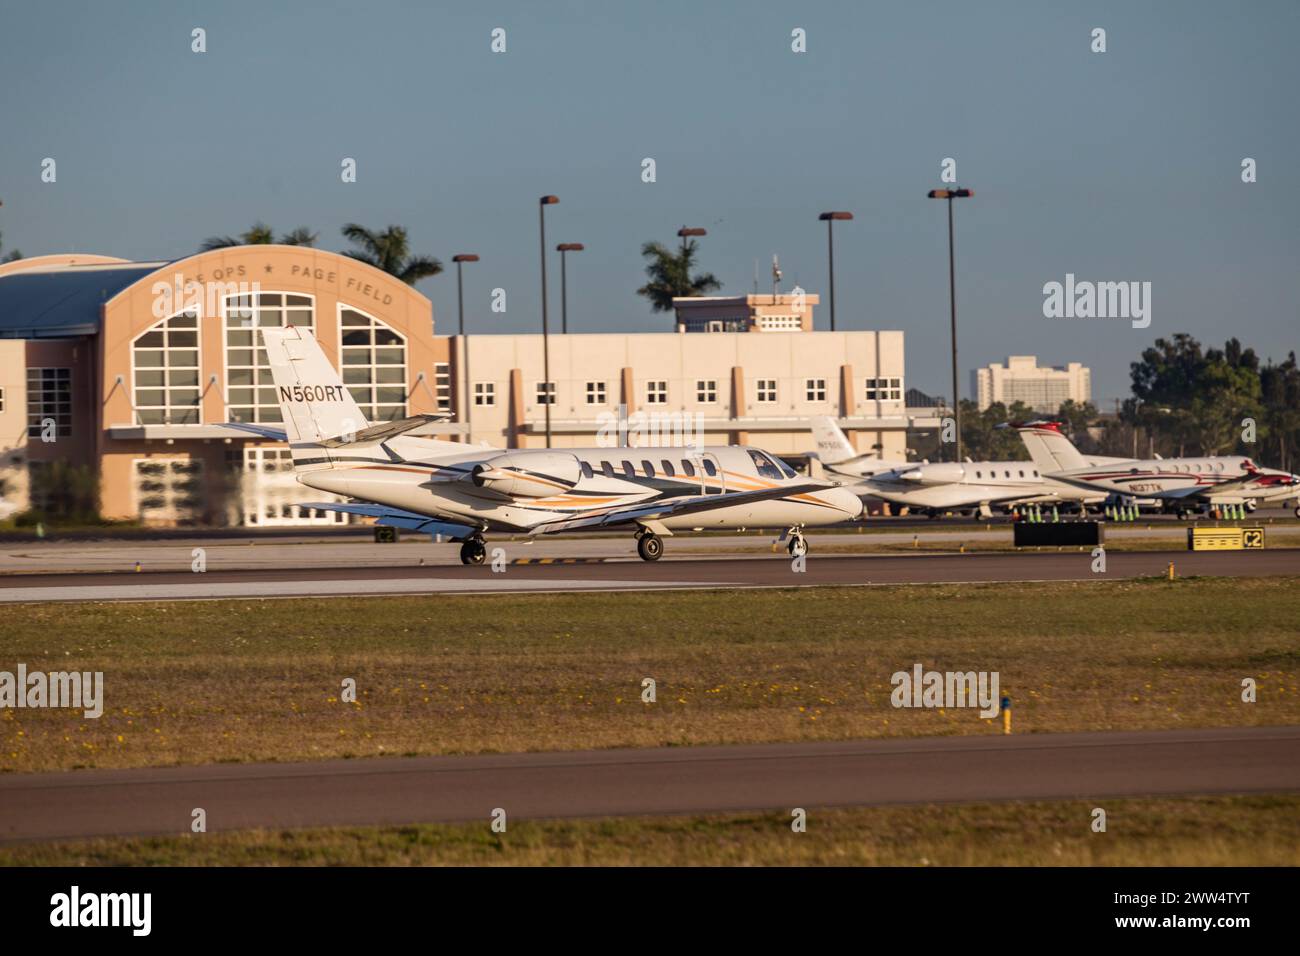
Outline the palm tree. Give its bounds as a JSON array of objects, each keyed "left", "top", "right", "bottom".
[
  {"left": 636, "top": 238, "right": 721, "bottom": 312},
  {"left": 200, "top": 222, "right": 317, "bottom": 251},
  {"left": 341, "top": 223, "right": 442, "bottom": 285},
  {"left": 0, "top": 230, "right": 20, "bottom": 263}
]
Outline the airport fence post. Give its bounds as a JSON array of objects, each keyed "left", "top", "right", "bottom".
[{"left": 1001, "top": 695, "right": 1011, "bottom": 734}]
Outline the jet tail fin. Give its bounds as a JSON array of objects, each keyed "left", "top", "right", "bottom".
[
  {"left": 261, "top": 327, "right": 372, "bottom": 469},
  {"left": 1013, "top": 420, "right": 1090, "bottom": 473},
  {"left": 811, "top": 416, "right": 857, "bottom": 465}
]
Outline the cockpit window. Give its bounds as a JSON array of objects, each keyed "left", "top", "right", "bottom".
[{"left": 747, "top": 449, "right": 785, "bottom": 481}]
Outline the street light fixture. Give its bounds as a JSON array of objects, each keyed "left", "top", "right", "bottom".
[
  {"left": 538, "top": 195, "right": 559, "bottom": 448},
  {"left": 817, "top": 211, "right": 853, "bottom": 332},
  {"left": 451, "top": 254, "right": 479, "bottom": 443},
  {"left": 556, "top": 243, "right": 585, "bottom": 334},
  {"left": 927, "top": 187, "right": 974, "bottom": 462}
]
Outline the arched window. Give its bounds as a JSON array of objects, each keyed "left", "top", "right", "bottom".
[
  {"left": 340, "top": 307, "right": 407, "bottom": 422},
  {"left": 133, "top": 311, "right": 200, "bottom": 424},
  {"left": 225, "top": 293, "right": 314, "bottom": 423}
]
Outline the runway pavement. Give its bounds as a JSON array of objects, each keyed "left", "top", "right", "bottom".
[
  {"left": 0, "top": 548, "right": 1294, "bottom": 602},
  {"left": 1, "top": 727, "right": 1295, "bottom": 844}
]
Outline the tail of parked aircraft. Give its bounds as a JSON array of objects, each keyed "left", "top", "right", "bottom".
[
  {"left": 1014, "top": 420, "right": 1090, "bottom": 473},
  {"left": 261, "top": 326, "right": 468, "bottom": 468},
  {"left": 811, "top": 416, "right": 858, "bottom": 464}
]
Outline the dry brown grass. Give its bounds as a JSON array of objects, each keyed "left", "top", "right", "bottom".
[{"left": 1, "top": 576, "right": 1297, "bottom": 773}]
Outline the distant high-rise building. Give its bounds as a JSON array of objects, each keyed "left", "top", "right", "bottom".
[{"left": 973, "top": 356, "right": 1090, "bottom": 413}]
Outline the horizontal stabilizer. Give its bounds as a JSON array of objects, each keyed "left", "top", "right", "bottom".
[
  {"left": 218, "top": 422, "right": 290, "bottom": 442},
  {"left": 317, "top": 414, "right": 453, "bottom": 448}
]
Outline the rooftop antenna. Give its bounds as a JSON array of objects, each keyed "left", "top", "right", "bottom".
[
  {"left": 771, "top": 254, "right": 782, "bottom": 299},
  {"left": 752, "top": 259, "right": 759, "bottom": 295}
]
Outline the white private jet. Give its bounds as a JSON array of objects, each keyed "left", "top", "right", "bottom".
[
  {"left": 230, "top": 327, "right": 862, "bottom": 563},
  {"left": 809, "top": 417, "right": 1103, "bottom": 516},
  {"left": 1013, "top": 420, "right": 1300, "bottom": 518}
]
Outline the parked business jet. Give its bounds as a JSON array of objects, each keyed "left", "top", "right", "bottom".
[
  {"left": 806, "top": 416, "right": 1103, "bottom": 516},
  {"left": 809, "top": 416, "right": 907, "bottom": 482},
  {"left": 860, "top": 459, "right": 1106, "bottom": 517},
  {"left": 1013, "top": 420, "right": 1300, "bottom": 517},
  {"left": 231, "top": 328, "right": 862, "bottom": 563}
]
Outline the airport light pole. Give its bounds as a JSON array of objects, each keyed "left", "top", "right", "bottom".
[
  {"left": 556, "top": 243, "right": 584, "bottom": 334},
  {"left": 452, "top": 254, "right": 479, "bottom": 444},
  {"left": 818, "top": 211, "right": 853, "bottom": 332},
  {"left": 927, "top": 188, "right": 973, "bottom": 462},
  {"left": 538, "top": 195, "right": 559, "bottom": 448}
]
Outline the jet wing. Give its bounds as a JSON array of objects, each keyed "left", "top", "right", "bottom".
[
  {"left": 300, "top": 502, "right": 478, "bottom": 539},
  {"left": 529, "top": 482, "right": 833, "bottom": 535},
  {"left": 219, "top": 422, "right": 290, "bottom": 442},
  {"left": 318, "top": 414, "right": 451, "bottom": 448}
]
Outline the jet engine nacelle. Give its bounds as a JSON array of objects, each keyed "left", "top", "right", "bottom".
[
  {"left": 471, "top": 452, "right": 582, "bottom": 499},
  {"left": 897, "top": 462, "right": 965, "bottom": 485}
]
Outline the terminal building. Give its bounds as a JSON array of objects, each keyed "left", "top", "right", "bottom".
[
  {"left": 0, "top": 247, "right": 910, "bottom": 526},
  {"left": 973, "top": 355, "right": 1091, "bottom": 413}
]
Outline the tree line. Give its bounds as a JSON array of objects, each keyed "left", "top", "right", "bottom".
[{"left": 955, "top": 335, "right": 1300, "bottom": 470}]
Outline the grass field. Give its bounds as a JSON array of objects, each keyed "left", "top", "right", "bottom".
[
  {"left": 2, "top": 576, "right": 1297, "bottom": 773},
  {"left": 2, "top": 794, "right": 1295, "bottom": 866}
]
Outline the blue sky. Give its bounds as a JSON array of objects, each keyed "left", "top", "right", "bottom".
[{"left": 1, "top": 0, "right": 1296, "bottom": 405}]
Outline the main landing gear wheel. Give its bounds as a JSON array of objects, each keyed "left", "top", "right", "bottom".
[
  {"left": 459, "top": 537, "right": 487, "bottom": 566},
  {"left": 787, "top": 533, "right": 808, "bottom": 558},
  {"left": 637, "top": 532, "right": 664, "bottom": 562}
]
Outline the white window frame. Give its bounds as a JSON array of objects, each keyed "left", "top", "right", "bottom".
[
  {"left": 646, "top": 380, "right": 668, "bottom": 405},
  {"left": 756, "top": 379, "right": 778, "bottom": 403},
  {"left": 130, "top": 310, "right": 203, "bottom": 426},
  {"left": 805, "top": 378, "right": 827, "bottom": 402},
  {"left": 26, "top": 367, "right": 73, "bottom": 438},
  {"left": 224, "top": 292, "right": 316, "bottom": 424},
  {"left": 338, "top": 304, "right": 409, "bottom": 422},
  {"left": 535, "top": 381, "right": 555, "bottom": 405},
  {"left": 586, "top": 381, "right": 607, "bottom": 405},
  {"left": 696, "top": 379, "right": 717, "bottom": 404},
  {"left": 474, "top": 382, "right": 496, "bottom": 406}
]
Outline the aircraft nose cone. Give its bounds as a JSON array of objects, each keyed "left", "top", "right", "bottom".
[{"left": 832, "top": 486, "right": 864, "bottom": 519}]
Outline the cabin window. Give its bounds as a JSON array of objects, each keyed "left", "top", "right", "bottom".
[
  {"left": 976, "top": 471, "right": 982, "bottom": 479},
  {"left": 661, "top": 459, "right": 676, "bottom": 477},
  {"left": 601, "top": 461, "right": 615, "bottom": 478},
  {"left": 702, "top": 459, "right": 717, "bottom": 476},
  {"left": 621, "top": 461, "right": 635, "bottom": 477},
  {"left": 642, "top": 460, "right": 655, "bottom": 478},
  {"left": 681, "top": 460, "right": 697, "bottom": 477},
  {"left": 579, "top": 461, "right": 593, "bottom": 479}
]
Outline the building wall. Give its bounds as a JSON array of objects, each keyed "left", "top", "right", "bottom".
[{"left": 457, "top": 329, "right": 906, "bottom": 457}]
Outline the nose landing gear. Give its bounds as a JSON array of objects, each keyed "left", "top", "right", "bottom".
[{"left": 786, "top": 529, "right": 808, "bottom": 557}]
